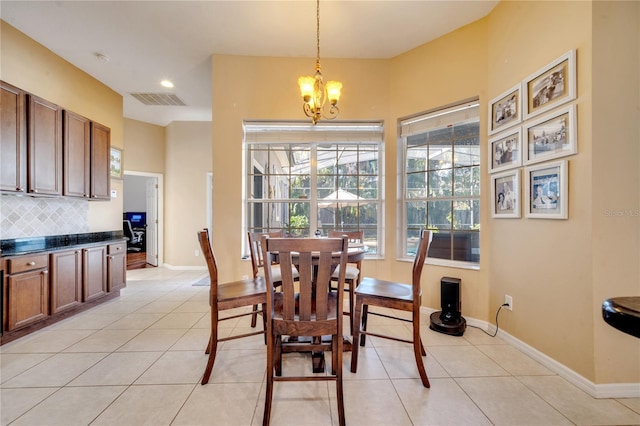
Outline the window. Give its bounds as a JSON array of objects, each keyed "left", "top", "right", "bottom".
[
  {"left": 244, "top": 121, "right": 384, "bottom": 256},
  {"left": 400, "top": 101, "right": 480, "bottom": 265}
]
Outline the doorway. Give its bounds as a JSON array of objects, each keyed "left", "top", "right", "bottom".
[{"left": 123, "top": 171, "right": 163, "bottom": 269}]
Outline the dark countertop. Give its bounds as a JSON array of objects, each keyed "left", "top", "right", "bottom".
[{"left": 1, "top": 231, "right": 125, "bottom": 257}]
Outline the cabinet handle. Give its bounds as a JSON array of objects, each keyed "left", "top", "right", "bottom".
[
  {"left": 116, "top": 246, "right": 122, "bottom": 251},
  {"left": 27, "top": 261, "right": 36, "bottom": 266}
]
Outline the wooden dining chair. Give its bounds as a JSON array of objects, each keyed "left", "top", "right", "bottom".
[
  {"left": 197, "top": 229, "right": 267, "bottom": 385},
  {"left": 261, "top": 235, "right": 349, "bottom": 426},
  {"left": 350, "top": 229, "right": 433, "bottom": 388},
  {"left": 328, "top": 230, "right": 364, "bottom": 335},
  {"left": 247, "top": 231, "right": 300, "bottom": 328}
]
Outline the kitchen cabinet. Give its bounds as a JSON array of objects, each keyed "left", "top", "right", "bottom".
[
  {"left": 83, "top": 245, "right": 107, "bottom": 302},
  {"left": 28, "top": 94, "right": 63, "bottom": 196},
  {"left": 0, "top": 81, "right": 27, "bottom": 193},
  {"left": 90, "top": 122, "right": 111, "bottom": 200},
  {"left": 107, "top": 242, "right": 127, "bottom": 292},
  {"left": 50, "top": 249, "right": 83, "bottom": 314},
  {"left": 63, "top": 111, "right": 90, "bottom": 198},
  {"left": 4, "top": 254, "right": 49, "bottom": 332}
]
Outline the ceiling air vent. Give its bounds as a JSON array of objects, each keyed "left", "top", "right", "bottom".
[{"left": 130, "top": 93, "right": 186, "bottom": 106}]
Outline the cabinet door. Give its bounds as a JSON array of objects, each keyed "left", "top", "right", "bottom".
[
  {"left": 50, "top": 250, "right": 82, "bottom": 313},
  {"left": 90, "top": 122, "right": 111, "bottom": 200},
  {"left": 107, "top": 243, "right": 127, "bottom": 292},
  {"left": 28, "top": 95, "right": 63, "bottom": 196},
  {"left": 0, "top": 81, "right": 27, "bottom": 193},
  {"left": 83, "top": 246, "right": 107, "bottom": 302},
  {"left": 6, "top": 269, "right": 49, "bottom": 331},
  {"left": 63, "top": 111, "right": 90, "bottom": 198}
]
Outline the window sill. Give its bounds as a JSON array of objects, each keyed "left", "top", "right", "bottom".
[{"left": 397, "top": 256, "right": 480, "bottom": 271}]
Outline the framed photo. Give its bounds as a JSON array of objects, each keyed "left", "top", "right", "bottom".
[
  {"left": 110, "top": 147, "right": 123, "bottom": 179},
  {"left": 525, "top": 160, "right": 568, "bottom": 219},
  {"left": 491, "top": 169, "right": 521, "bottom": 218},
  {"left": 524, "top": 104, "right": 576, "bottom": 165},
  {"left": 523, "top": 49, "right": 576, "bottom": 119},
  {"left": 489, "top": 128, "right": 522, "bottom": 173},
  {"left": 488, "top": 83, "right": 521, "bottom": 135}
]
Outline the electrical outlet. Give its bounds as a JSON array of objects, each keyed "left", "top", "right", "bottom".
[
  {"left": 504, "top": 294, "right": 513, "bottom": 310},
  {"left": 195, "top": 249, "right": 200, "bottom": 257}
]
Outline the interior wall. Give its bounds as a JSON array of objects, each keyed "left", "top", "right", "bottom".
[
  {"left": 0, "top": 21, "right": 123, "bottom": 233},
  {"left": 591, "top": 0, "right": 640, "bottom": 384},
  {"left": 164, "top": 121, "right": 212, "bottom": 267},
  {"left": 123, "top": 118, "right": 166, "bottom": 174},
  {"left": 212, "top": 55, "right": 391, "bottom": 282}
]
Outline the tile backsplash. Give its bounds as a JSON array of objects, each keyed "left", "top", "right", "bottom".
[{"left": 1, "top": 195, "right": 88, "bottom": 239}]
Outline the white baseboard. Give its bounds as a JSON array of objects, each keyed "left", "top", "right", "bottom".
[{"left": 421, "top": 307, "right": 640, "bottom": 398}]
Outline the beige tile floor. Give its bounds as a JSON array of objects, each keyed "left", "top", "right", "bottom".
[{"left": 2, "top": 267, "right": 639, "bottom": 426}]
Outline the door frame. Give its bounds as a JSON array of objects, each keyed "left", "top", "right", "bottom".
[{"left": 123, "top": 170, "right": 164, "bottom": 266}]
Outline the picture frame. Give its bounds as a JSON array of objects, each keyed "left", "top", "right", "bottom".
[
  {"left": 110, "top": 147, "right": 123, "bottom": 179},
  {"left": 488, "top": 127, "right": 522, "bottom": 173},
  {"left": 491, "top": 169, "right": 521, "bottom": 218},
  {"left": 523, "top": 49, "right": 576, "bottom": 119},
  {"left": 523, "top": 104, "right": 576, "bottom": 165},
  {"left": 524, "top": 160, "right": 568, "bottom": 219},
  {"left": 488, "top": 83, "right": 521, "bottom": 135}
]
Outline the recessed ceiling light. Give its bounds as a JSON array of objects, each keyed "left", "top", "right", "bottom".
[{"left": 161, "top": 80, "right": 174, "bottom": 88}]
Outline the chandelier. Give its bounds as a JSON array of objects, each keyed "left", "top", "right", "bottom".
[{"left": 297, "top": 0, "right": 342, "bottom": 124}]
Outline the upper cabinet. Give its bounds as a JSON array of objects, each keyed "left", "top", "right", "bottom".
[
  {"left": 1, "top": 80, "right": 111, "bottom": 201},
  {"left": 1, "top": 82, "right": 27, "bottom": 193},
  {"left": 63, "top": 110, "right": 91, "bottom": 198},
  {"left": 63, "top": 112, "right": 111, "bottom": 200},
  {"left": 28, "top": 94, "right": 63, "bottom": 196},
  {"left": 90, "top": 122, "right": 111, "bottom": 200}
]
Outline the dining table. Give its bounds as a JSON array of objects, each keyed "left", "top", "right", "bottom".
[{"left": 270, "top": 243, "right": 367, "bottom": 373}]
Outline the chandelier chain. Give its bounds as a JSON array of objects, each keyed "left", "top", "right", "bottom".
[{"left": 316, "top": 0, "right": 321, "bottom": 64}]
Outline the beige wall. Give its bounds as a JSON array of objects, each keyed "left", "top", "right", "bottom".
[
  {"left": 0, "top": 21, "right": 123, "bottom": 232},
  {"left": 591, "top": 1, "right": 640, "bottom": 384},
  {"left": 211, "top": 2, "right": 640, "bottom": 385},
  {"left": 123, "top": 119, "right": 166, "bottom": 174},
  {"left": 164, "top": 121, "right": 212, "bottom": 267}
]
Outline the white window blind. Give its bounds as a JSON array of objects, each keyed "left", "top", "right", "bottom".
[
  {"left": 244, "top": 121, "right": 384, "bottom": 144},
  {"left": 400, "top": 102, "right": 479, "bottom": 137}
]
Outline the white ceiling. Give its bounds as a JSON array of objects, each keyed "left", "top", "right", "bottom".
[{"left": 1, "top": 1, "right": 498, "bottom": 126}]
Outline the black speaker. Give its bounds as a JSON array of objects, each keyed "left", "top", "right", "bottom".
[{"left": 430, "top": 277, "right": 466, "bottom": 336}]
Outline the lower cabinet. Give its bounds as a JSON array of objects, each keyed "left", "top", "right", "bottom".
[
  {"left": 107, "top": 242, "right": 127, "bottom": 292},
  {"left": 83, "top": 245, "right": 107, "bottom": 302},
  {"left": 4, "top": 254, "right": 49, "bottom": 332},
  {"left": 50, "top": 249, "right": 82, "bottom": 314},
  {"left": 2, "top": 241, "right": 126, "bottom": 339}
]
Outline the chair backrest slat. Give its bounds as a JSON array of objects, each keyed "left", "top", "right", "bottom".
[{"left": 262, "top": 236, "right": 348, "bottom": 329}]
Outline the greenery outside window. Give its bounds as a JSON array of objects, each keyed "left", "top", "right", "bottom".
[
  {"left": 400, "top": 101, "right": 480, "bottom": 265},
  {"left": 244, "top": 121, "right": 384, "bottom": 257}
]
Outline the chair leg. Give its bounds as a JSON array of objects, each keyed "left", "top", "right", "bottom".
[
  {"left": 350, "top": 298, "right": 363, "bottom": 373},
  {"left": 204, "top": 333, "right": 212, "bottom": 355},
  {"left": 263, "top": 333, "right": 275, "bottom": 425},
  {"left": 347, "top": 280, "right": 355, "bottom": 336},
  {"left": 251, "top": 303, "right": 258, "bottom": 328},
  {"left": 412, "top": 309, "right": 430, "bottom": 388},
  {"left": 275, "top": 335, "right": 283, "bottom": 377},
  {"left": 335, "top": 334, "right": 346, "bottom": 426},
  {"left": 201, "top": 314, "right": 218, "bottom": 385},
  {"left": 262, "top": 303, "right": 268, "bottom": 345},
  {"left": 359, "top": 304, "right": 369, "bottom": 347}
]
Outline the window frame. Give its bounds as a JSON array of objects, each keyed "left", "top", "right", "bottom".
[
  {"left": 243, "top": 121, "right": 385, "bottom": 259},
  {"left": 398, "top": 99, "right": 481, "bottom": 269}
]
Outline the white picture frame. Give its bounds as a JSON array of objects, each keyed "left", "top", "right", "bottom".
[
  {"left": 523, "top": 104, "right": 577, "bottom": 165},
  {"left": 491, "top": 169, "right": 521, "bottom": 218},
  {"left": 525, "top": 160, "right": 568, "bottom": 219},
  {"left": 110, "top": 147, "right": 123, "bottom": 179},
  {"left": 488, "top": 127, "right": 522, "bottom": 173},
  {"left": 523, "top": 49, "right": 576, "bottom": 120},
  {"left": 488, "top": 83, "right": 522, "bottom": 135}
]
